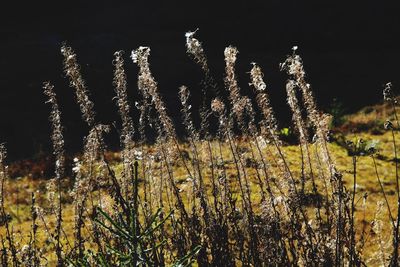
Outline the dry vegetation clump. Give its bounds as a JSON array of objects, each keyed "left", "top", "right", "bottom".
[{"left": 2, "top": 30, "right": 400, "bottom": 266}]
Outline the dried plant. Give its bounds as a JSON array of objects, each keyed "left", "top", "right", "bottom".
[
  {"left": 131, "top": 47, "right": 175, "bottom": 140},
  {"left": 3, "top": 32, "right": 400, "bottom": 267},
  {"left": 113, "top": 51, "right": 135, "bottom": 148},
  {"left": 0, "top": 144, "right": 7, "bottom": 216},
  {"left": 43, "top": 82, "right": 65, "bottom": 266},
  {"left": 185, "top": 30, "right": 218, "bottom": 138},
  {"left": 0, "top": 144, "right": 19, "bottom": 266},
  {"left": 61, "top": 44, "right": 96, "bottom": 128},
  {"left": 249, "top": 63, "right": 279, "bottom": 138},
  {"left": 113, "top": 50, "right": 136, "bottom": 198},
  {"left": 185, "top": 29, "right": 209, "bottom": 74}
]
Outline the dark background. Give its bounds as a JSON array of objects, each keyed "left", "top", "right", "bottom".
[{"left": 1, "top": 0, "right": 400, "bottom": 160}]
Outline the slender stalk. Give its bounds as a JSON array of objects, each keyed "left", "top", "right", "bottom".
[
  {"left": 371, "top": 155, "right": 394, "bottom": 225},
  {"left": 132, "top": 161, "right": 139, "bottom": 267},
  {"left": 349, "top": 155, "right": 357, "bottom": 266},
  {"left": 392, "top": 127, "right": 400, "bottom": 265}
]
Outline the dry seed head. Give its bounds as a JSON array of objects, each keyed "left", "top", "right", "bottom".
[
  {"left": 286, "top": 79, "right": 308, "bottom": 144},
  {"left": 224, "top": 46, "right": 241, "bottom": 103},
  {"left": 282, "top": 48, "right": 336, "bottom": 177},
  {"left": 281, "top": 47, "right": 322, "bottom": 140},
  {"left": 179, "top": 85, "right": 198, "bottom": 140},
  {"left": 224, "top": 47, "right": 257, "bottom": 133},
  {"left": 383, "top": 82, "right": 395, "bottom": 103},
  {"left": 179, "top": 85, "right": 190, "bottom": 106},
  {"left": 0, "top": 143, "right": 7, "bottom": 209},
  {"left": 224, "top": 46, "right": 250, "bottom": 128},
  {"left": 113, "top": 50, "right": 135, "bottom": 148},
  {"left": 61, "top": 45, "right": 96, "bottom": 127},
  {"left": 211, "top": 98, "right": 231, "bottom": 135},
  {"left": 185, "top": 29, "right": 217, "bottom": 139},
  {"left": 224, "top": 46, "right": 238, "bottom": 66},
  {"left": 238, "top": 96, "right": 257, "bottom": 134},
  {"left": 0, "top": 143, "right": 6, "bottom": 167},
  {"left": 135, "top": 100, "right": 148, "bottom": 142},
  {"left": 280, "top": 46, "right": 305, "bottom": 80},
  {"left": 84, "top": 124, "right": 110, "bottom": 163},
  {"left": 72, "top": 157, "right": 81, "bottom": 174},
  {"left": 185, "top": 29, "right": 209, "bottom": 73},
  {"left": 43, "top": 82, "right": 65, "bottom": 179},
  {"left": 0, "top": 144, "right": 6, "bottom": 172},
  {"left": 249, "top": 63, "right": 267, "bottom": 91},
  {"left": 281, "top": 48, "right": 317, "bottom": 122},
  {"left": 72, "top": 124, "right": 109, "bottom": 204},
  {"left": 211, "top": 98, "right": 226, "bottom": 115},
  {"left": 299, "top": 82, "right": 320, "bottom": 130},
  {"left": 249, "top": 63, "right": 278, "bottom": 135},
  {"left": 131, "top": 46, "right": 176, "bottom": 139},
  {"left": 131, "top": 46, "right": 150, "bottom": 65},
  {"left": 316, "top": 113, "right": 332, "bottom": 141}
]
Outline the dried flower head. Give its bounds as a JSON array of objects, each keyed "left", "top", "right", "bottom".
[
  {"left": 0, "top": 143, "right": 7, "bottom": 210},
  {"left": 61, "top": 44, "right": 96, "bottom": 127},
  {"left": 286, "top": 79, "right": 308, "bottom": 145},
  {"left": 185, "top": 29, "right": 218, "bottom": 139},
  {"left": 113, "top": 50, "right": 135, "bottom": 148},
  {"left": 249, "top": 63, "right": 279, "bottom": 136},
  {"left": 224, "top": 46, "right": 249, "bottom": 128},
  {"left": 131, "top": 46, "right": 176, "bottom": 139},
  {"left": 224, "top": 46, "right": 240, "bottom": 102},
  {"left": 282, "top": 47, "right": 337, "bottom": 179},
  {"left": 0, "top": 143, "right": 6, "bottom": 167},
  {"left": 43, "top": 82, "right": 65, "bottom": 180},
  {"left": 84, "top": 124, "right": 110, "bottom": 163},
  {"left": 383, "top": 82, "right": 396, "bottom": 103},
  {"left": 211, "top": 98, "right": 232, "bottom": 137},
  {"left": 185, "top": 29, "right": 209, "bottom": 73},
  {"left": 249, "top": 63, "right": 266, "bottom": 91},
  {"left": 179, "top": 85, "right": 198, "bottom": 140},
  {"left": 72, "top": 158, "right": 81, "bottom": 174},
  {"left": 112, "top": 51, "right": 137, "bottom": 197},
  {"left": 211, "top": 98, "right": 226, "bottom": 115},
  {"left": 280, "top": 46, "right": 305, "bottom": 79}
]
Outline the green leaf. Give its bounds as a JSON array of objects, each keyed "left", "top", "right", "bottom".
[{"left": 172, "top": 245, "right": 202, "bottom": 267}]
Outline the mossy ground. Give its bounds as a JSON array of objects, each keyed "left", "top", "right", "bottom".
[{"left": 1, "top": 130, "right": 399, "bottom": 265}]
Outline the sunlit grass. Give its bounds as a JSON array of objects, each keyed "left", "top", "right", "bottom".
[{"left": 2, "top": 131, "right": 400, "bottom": 265}]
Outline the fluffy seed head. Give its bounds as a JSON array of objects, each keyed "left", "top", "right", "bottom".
[
  {"left": 0, "top": 143, "right": 6, "bottom": 166},
  {"left": 286, "top": 80, "right": 308, "bottom": 145},
  {"left": 249, "top": 63, "right": 267, "bottom": 91},
  {"left": 211, "top": 98, "right": 226, "bottom": 115},
  {"left": 249, "top": 63, "right": 278, "bottom": 136},
  {"left": 43, "top": 82, "right": 65, "bottom": 179},
  {"left": 185, "top": 29, "right": 209, "bottom": 73},
  {"left": 113, "top": 50, "right": 135, "bottom": 148},
  {"left": 132, "top": 46, "right": 176, "bottom": 139},
  {"left": 383, "top": 82, "right": 395, "bottom": 103},
  {"left": 84, "top": 124, "right": 110, "bottom": 163},
  {"left": 179, "top": 85, "right": 198, "bottom": 140},
  {"left": 224, "top": 46, "right": 244, "bottom": 119},
  {"left": 61, "top": 45, "right": 96, "bottom": 127},
  {"left": 280, "top": 46, "right": 305, "bottom": 79}
]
